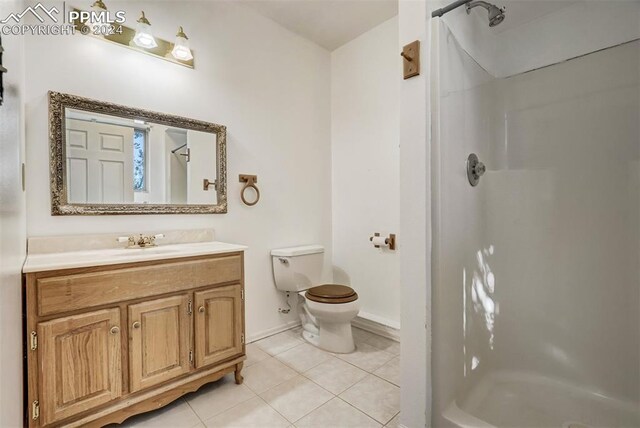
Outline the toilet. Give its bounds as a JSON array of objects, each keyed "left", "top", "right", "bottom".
[{"left": 271, "top": 245, "right": 359, "bottom": 353}]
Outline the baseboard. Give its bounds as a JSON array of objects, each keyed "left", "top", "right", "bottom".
[
  {"left": 352, "top": 311, "right": 400, "bottom": 341},
  {"left": 247, "top": 313, "right": 400, "bottom": 344},
  {"left": 246, "top": 320, "right": 301, "bottom": 344}
]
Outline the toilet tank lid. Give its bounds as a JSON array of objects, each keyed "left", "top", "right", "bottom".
[{"left": 271, "top": 245, "right": 324, "bottom": 257}]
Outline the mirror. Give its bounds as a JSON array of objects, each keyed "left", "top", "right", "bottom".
[{"left": 49, "top": 92, "right": 227, "bottom": 215}]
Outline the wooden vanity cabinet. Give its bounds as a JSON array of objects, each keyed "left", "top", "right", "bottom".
[
  {"left": 194, "top": 284, "right": 244, "bottom": 369},
  {"left": 37, "top": 308, "right": 123, "bottom": 426},
  {"left": 128, "top": 294, "right": 192, "bottom": 393},
  {"left": 24, "top": 253, "right": 246, "bottom": 428}
]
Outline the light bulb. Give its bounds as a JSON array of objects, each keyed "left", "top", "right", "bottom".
[
  {"left": 171, "top": 26, "right": 193, "bottom": 61},
  {"left": 88, "top": 0, "right": 108, "bottom": 34},
  {"left": 132, "top": 11, "right": 157, "bottom": 49}
]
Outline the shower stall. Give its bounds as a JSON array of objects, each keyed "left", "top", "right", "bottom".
[{"left": 430, "top": 1, "right": 640, "bottom": 427}]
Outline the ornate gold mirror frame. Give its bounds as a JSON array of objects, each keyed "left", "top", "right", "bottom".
[{"left": 49, "top": 91, "right": 227, "bottom": 215}]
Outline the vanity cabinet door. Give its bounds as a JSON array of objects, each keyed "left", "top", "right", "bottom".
[
  {"left": 194, "top": 284, "right": 243, "bottom": 368},
  {"left": 38, "top": 308, "right": 122, "bottom": 426},
  {"left": 128, "top": 294, "right": 192, "bottom": 392}
]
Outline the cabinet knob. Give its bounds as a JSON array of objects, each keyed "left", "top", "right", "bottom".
[
  {"left": 110, "top": 326, "right": 120, "bottom": 335},
  {"left": 132, "top": 321, "right": 141, "bottom": 329},
  {"left": 198, "top": 306, "right": 205, "bottom": 313}
]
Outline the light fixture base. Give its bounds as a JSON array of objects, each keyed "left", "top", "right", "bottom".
[{"left": 70, "top": 8, "right": 194, "bottom": 69}]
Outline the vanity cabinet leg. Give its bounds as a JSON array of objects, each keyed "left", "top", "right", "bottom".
[{"left": 234, "top": 362, "right": 244, "bottom": 385}]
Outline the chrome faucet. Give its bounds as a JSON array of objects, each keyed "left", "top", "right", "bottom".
[{"left": 117, "top": 234, "right": 165, "bottom": 248}]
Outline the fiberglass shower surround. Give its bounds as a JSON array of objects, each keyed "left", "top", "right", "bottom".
[{"left": 430, "top": 1, "right": 640, "bottom": 427}]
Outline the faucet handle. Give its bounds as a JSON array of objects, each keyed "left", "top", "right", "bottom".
[
  {"left": 118, "top": 234, "right": 163, "bottom": 248},
  {"left": 117, "top": 236, "right": 136, "bottom": 244},
  {"left": 149, "top": 234, "right": 164, "bottom": 244}
]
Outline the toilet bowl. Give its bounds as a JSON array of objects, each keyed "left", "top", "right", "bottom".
[
  {"left": 271, "top": 245, "right": 360, "bottom": 353},
  {"left": 300, "top": 284, "right": 359, "bottom": 353}
]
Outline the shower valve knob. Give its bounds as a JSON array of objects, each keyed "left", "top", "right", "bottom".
[{"left": 467, "top": 153, "right": 486, "bottom": 187}]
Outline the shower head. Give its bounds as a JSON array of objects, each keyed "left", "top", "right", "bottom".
[{"left": 466, "top": 0, "right": 505, "bottom": 27}]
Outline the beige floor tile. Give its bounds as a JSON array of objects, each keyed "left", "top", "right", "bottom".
[
  {"left": 294, "top": 398, "right": 381, "bottom": 428},
  {"left": 121, "top": 398, "right": 202, "bottom": 428},
  {"left": 243, "top": 357, "right": 298, "bottom": 394},
  {"left": 110, "top": 328, "right": 400, "bottom": 428},
  {"left": 303, "top": 356, "right": 368, "bottom": 395},
  {"left": 260, "top": 375, "right": 333, "bottom": 423},
  {"left": 385, "top": 413, "right": 400, "bottom": 428},
  {"left": 286, "top": 326, "right": 304, "bottom": 337},
  {"left": 108, "top": 330, "right": 400, "bottom": 428},
  {"left": 340, "top": 375, "right": 400, "bottom": 425},
  {"left": 204, "top": 396, "right": 289, "bottom": 428},
  {"left": 373, "top": 356, "right": 400, "bottom": 386},
  {"left": 256, "top": 331, "right": 304, "bottom": 356},
  {"left": 363, "top": 335, "right": 400, "bottom": 355},
  {"left": 185, "top": 375, "right": 256, "bottom": 421},
  {"left": 245, "top": 343, "right": 270, "bottom": 367},
  {"left": 275, "top": 343, "right": 332, "bottom": 373},
  {"left": 335, "top": 342, "right": 394, "bottom": 372}
]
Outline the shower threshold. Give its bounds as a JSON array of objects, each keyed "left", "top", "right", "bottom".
[{"left": 443, "top": 371, "right": 639, "bottom": 428}]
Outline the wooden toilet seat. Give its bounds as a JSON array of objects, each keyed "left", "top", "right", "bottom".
[{"left": 305, "top": 284, "right": 358, "bottom": 304}]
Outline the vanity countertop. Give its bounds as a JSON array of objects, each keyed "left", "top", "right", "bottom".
[{"left": 23, "top": 241, "right": 248, "bottom": 273}]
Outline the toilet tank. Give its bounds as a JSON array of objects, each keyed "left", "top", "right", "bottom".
[{"left": 271, "top": 245, "right": 324, "bottom": 292}]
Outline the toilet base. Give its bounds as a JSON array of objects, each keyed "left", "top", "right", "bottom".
[
  {"left": 318, "top": 320, "right": 356, "bottom": 353},
  {"left": 302, "top": 324, "right": 356, "bottom": 353},
  {"left": 302, "top": 329, "right": 320, "bottom": 347},
  {"left": 297, "top": 293, "right": 359, "bottom": 354}
]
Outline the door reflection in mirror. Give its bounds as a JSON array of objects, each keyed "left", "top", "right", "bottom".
[{"left": 65, "top": 108, "right": 217, "bottom": 205}]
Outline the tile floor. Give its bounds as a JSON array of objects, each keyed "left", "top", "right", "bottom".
[{"left": 117, "top": 327, "right": 400, "bottom": 428}]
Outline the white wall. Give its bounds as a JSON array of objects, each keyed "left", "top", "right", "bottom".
[
  {"left": 0, "top": 1, "right": 26, "bottom": 425},
  {"left": 331, "top": 16, "right": 401, "bottom": 328},
  {"left": 164, "top": 129, "right": 188, "bottom": 204},
  {"left": 398, "top": 1, "right": 431, "bottom": 427},
  {"left": 23, "top": 0, "right": 332, "bottom": 341}
]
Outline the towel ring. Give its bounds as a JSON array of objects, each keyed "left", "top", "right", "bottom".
[{"left": 239, "top": 174, "right": 260, "bottom": 206}]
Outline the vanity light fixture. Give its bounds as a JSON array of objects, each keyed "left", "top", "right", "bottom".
[
  {"left": 132, "top": 11, "right": 158, "bottom": 49},
  {"left": 70, "top": 8, "right": 194, "bottom": 68},
  {"left": 91, "top": 0, "right": 107, "bottom": 11},
  {"left": 88, "top": 0, "right": 107, "bottom": 33},
  {"left": 171, "top": 27, "right": 193, "bottom": 61}
]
